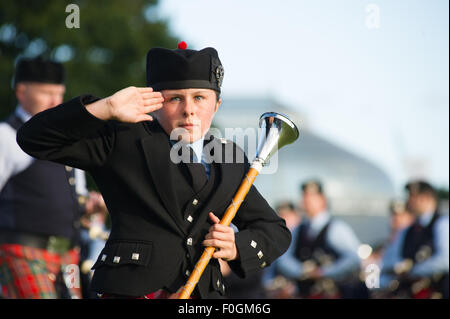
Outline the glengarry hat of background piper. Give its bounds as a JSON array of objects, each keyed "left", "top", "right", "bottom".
[
  {"left": 13, "top": 56, "right": 65, "bottom": 87},
  {"left": 146, "top": 41, "right": 224, "bottom": 92},
  {"left": 405, "top": 180, "right": 436, "bottom": 197}
]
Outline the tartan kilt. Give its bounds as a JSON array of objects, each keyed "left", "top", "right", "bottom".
[{"left": 0, "top": 243, "right": 81, "bottom": 299}]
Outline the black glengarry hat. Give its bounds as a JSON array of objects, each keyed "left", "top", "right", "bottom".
[
  {"left": 405, "top": 180, "right": 436, "bottom": 197},
  {"left": 146, "top": 41, "right": 224, "bottom": 93},
  {"left": 13, "top": 56, "right": 65, "bottom": 87}
]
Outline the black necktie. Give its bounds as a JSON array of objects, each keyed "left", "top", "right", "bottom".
[
  {"left": 304, "top": 221, "right": 315, "bottom": 240},
  {"left": 182, "top": 145, "right": 208, "bottom": 192}
]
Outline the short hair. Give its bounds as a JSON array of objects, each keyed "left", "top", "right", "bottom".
[
  {"left": 389, "top": 199, "right": 409, "bottom": 215},
  {"left": 300, "top": 179, "right": 323, "bottom": 195},
  {"left": 275, "top": 201, "right": 296, "bottom": 213}
]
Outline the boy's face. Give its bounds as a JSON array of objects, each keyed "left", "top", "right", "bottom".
[{"left": 154, "top": 88, "right": 221, "bottom": 143}]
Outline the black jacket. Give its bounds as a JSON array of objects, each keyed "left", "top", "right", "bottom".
[
  {"left": 0, "top": 113, "right": 82, "bottom": 240},
  {"left": 16, "top": 94, "right": 291, "bottom": 298}
]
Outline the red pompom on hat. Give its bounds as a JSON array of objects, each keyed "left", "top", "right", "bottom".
[{"left": 177, "top": 41, "right": 187, "bottom": 50}]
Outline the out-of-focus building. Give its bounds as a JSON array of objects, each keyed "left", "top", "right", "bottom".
[{"left": 213, "top": 97, "right": 395, "bottom": 245}]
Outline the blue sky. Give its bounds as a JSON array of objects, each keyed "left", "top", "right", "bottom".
[{"left": 155, "top": 0, "right": 449, "bottom": 193}]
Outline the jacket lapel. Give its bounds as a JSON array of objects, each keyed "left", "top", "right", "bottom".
[
  {"left": 140, "top": 121, "right": 187, "bottom": 237},
  {"left": 189, "top": 137, "right": 245, "bottom": 235},
  {"left": 140, "top": 124, "right": 246, "bottom": 237}
]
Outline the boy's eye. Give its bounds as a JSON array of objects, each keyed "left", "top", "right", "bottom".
[
  {"left": 194, "top": 95, "right": 203, "bottom": 100},
  {"left": 170, "top": 97, "right": 181, "bottom": 102}
]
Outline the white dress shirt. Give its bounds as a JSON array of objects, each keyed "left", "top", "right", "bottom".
[{"left": 0, "top": 105, "right": 88, "bottom": 194}]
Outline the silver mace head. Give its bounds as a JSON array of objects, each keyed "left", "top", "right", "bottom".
[{"left": 253, "top": 112, "right": 300, "bottom": 169}]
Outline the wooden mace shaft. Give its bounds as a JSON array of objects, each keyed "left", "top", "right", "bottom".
[{"left": 177, "top": 167, "right": 260, "bottom": 299}]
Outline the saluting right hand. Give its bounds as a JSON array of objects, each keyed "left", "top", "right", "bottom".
[{"left": 86, "top": 86, "right": 164, "bottom": 122}]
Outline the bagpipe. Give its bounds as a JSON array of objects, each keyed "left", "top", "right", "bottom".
[{"left": 382, "top": 254, "right": 448, "bottom": 299}]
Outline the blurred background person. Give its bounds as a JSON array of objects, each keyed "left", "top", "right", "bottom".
[
  {"left": 370, "top": 199, "right": 414, "bottom": 298},
  {"left": 388, "top": 199, "right": 416, "bottom": 242},
  {"left": 379, "top": 199, "right": 416, "bottom": 267},
  {"left": 263, "top": 201, "right": 301, "bottom": 298},
  {"left": 275, "top": 180, "right": 367, "bottom": 298},
  {"left": 275, "top": 201, "right": 302, "bottom": 230},
  {"left": 221, "top": 201, "right": 302, "bottom": 299},
  {"left": 380, "top": 181, "right": 449, "bottom": 299},
  {"left": 78, "top": 191, "right": 110, "bottom": 299},
  {"left": 0, "top": 57, "right": 106, "bottom": 299}
]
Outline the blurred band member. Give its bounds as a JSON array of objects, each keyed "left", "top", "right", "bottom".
[
  {"left": 380, "top": 181, "right": 449, "bottom": 299},
  {"left": 0, "top": 57, "right": 105, "bottom": 299},
  {"left": 389, "top": 199, "right": 415, "bottom": 240},
  {"left": 276, "top": 201, "right": 301, "bottom": 231},
  {"left": 276, "top": 180, "right": 367, "bottom": 298},
  {"left": 263, "top": 201, "right": 301, "bottom": 298}
]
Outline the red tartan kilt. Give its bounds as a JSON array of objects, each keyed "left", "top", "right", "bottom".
[{"left": 0, "top": 243, "right": 80, "bottom": 299}]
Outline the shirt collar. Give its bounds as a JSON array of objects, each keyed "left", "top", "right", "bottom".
[
  {"left": 169, "top": 135, "right": 206, "bottom": 164},
  {"left": 188, "top": 136, "right": 205, "bottom": 163},
  {"left": 418, "top": 211, "right": 434, "bottom": 227},
  {"left": 15, "top": 105, "right": 32, "bottom": 123},
  {"left": 308, "top": 210, "right": 330, "bottom": 233}
]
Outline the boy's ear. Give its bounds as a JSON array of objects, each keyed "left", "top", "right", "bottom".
[{"left": 215, "top": 98, "right": 222, "bottom": 112}]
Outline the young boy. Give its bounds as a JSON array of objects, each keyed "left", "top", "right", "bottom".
[{"left": 17, "top": 43, "right": 291, "bottom": 299}]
